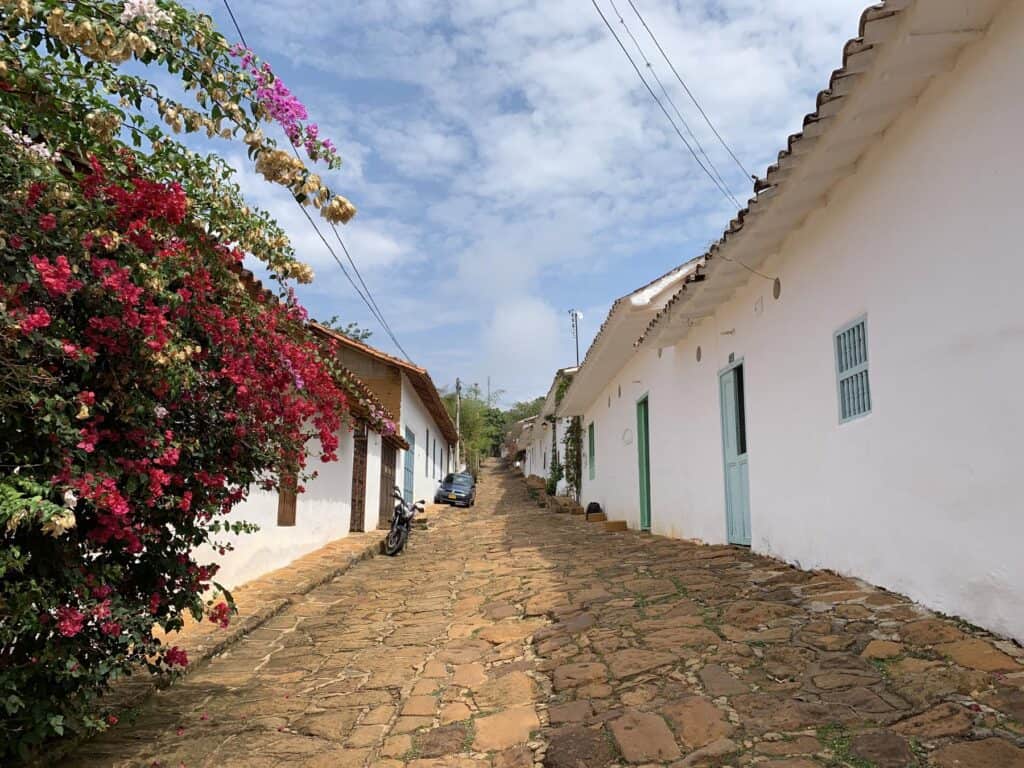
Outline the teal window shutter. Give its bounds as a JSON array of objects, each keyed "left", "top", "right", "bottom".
[
  {"left": 588, "top": 422, "right": 596, "bottom": 481},
  {"left": 834, "top": 316, "right": 871, "bottom": 422}
]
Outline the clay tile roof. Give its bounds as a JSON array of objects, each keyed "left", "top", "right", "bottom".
[
  {"left": 637, "top": 0, "right": 996, "bottom": 347},
  {"left": 310, "top": 322, "right": 459, "bottom": 445}
]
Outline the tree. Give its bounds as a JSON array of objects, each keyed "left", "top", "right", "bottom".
[
  {"left": 321, "top": 315, "right": 373, "bottom": 342},
  {"left": 0, "top": 0, "right": 369, "bottom": 759},
  {"left": 441, "top": 383, "right": 504, "bottom": 474}
]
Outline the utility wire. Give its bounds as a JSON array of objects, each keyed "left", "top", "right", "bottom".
[
  {"left": 220, "top": 0, "right": 413, "bottom": 361},
  {"left": 606, "top": 0, "right": 737, "bottom": 206},
  {"left": 589, "top": 0, "right": 740, "bottom": 210},
  {"left": 626, "top": 0, "right": 753, "bottom": 180}
]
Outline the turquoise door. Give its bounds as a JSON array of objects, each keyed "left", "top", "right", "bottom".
[
  {"left": 636, "top": 397, "right": 652, "bottom": 531},
  {"left": 403, "top": 428, "right": 416, "bottom": 504},
  {"left": 719, "top": 363, "right": 751, "bottom": 546}
]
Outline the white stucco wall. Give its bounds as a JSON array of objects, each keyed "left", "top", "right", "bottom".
[
  {"left": 199, "top": 428, "right": 355, "bottom": 589},
  {"left": 580, "top": 6, "right": 1024, "bottom": 643},
  {"left": 364, "top": 429, "right": 383, "bottom": 532},
  {"left": 399, "top": 374, "right": 452, "bottom": 503}
]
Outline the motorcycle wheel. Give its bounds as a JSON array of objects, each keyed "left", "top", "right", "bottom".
[{"left": 384, "top": 527, "right": 407, "bottom": 556}]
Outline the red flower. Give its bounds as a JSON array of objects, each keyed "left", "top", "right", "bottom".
[
  {"left": 164, "top": 646, "right": 188, "bottom": 667},
  {"left": 107, "top": 715, "right": 119, "bottom": 726},
  {"left": 100, "top": 621, "right": 122, "bottom": 638},
  {"left": 56, "top": 606, "right": 86, "bottom": 638},
  {"left": 92, "top": 600, "right": 112, "bottom": 620},
  {"left": 38, "top": 213, "right": 57, "bottom": 231},
  {"left": 91, "top": 584, "right": 114, "bottom": 599},
  {"left": 19, "top": 307, "right": 51, "bottom": 333},
  {"left": 9, "top": 234, "right": 24, "bottom": 249},
  {"left": 31, "top": 255, "right": 82, "bottom": 297},
  {"left": 208, "top": 601, "right": 230, "bottom": 629},
  {"left": 26, "top": 182, "right": 47, "bottom": 209}
]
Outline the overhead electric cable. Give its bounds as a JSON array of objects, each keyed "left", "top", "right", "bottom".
[
  {"left": 589, "top": 0, "right": 741, "bottom": 209},
  {"left": 625, "top": 0, "right": 753, "bottom": 180},
  {"left": 220, "top": 0, "right": 413, "bottom": 361},
  {"left": 606, "top": 0, "right": 736, "bottom": 203}
]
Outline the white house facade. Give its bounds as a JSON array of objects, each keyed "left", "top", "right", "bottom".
[
  {"left": 204, "top": 322, "right": 455, "bottom": 589},
  {"left": 560, "top": 0, "right": 1024, "bottom": 643},
  {"left": 399, "top": 370, "right": 458, "bottom": 504}
]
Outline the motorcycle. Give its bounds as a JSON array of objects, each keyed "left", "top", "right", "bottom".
[{"left": 384, "top": 486, "right": 425, "bottom": 556}]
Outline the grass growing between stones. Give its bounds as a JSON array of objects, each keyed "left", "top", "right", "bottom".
[
  {"left": 461, "top": 720, "right": 477, "bottom": 752},
  {"left": 816, "top": 723, "right": 877, "bottom": 768}
]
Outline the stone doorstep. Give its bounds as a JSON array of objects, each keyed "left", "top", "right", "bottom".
[
  {"left": 605, "top": 521, "right": 628, "bottom": 532},
  {"left": 586, "top": 513, "right": 608, "bottom": 522},
  {"left": 41, "top": 529, "right": 387, "bottom": 765}
]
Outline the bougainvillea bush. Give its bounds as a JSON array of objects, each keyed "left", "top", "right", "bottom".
[{"left": 0, "top": 0, "right": 365, "bottom": 759}]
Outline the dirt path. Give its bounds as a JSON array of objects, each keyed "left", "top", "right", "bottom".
[{"left": 66, "top": 461, "right": 1024, "bottom": 767}]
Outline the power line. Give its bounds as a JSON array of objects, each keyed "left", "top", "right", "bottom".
[
  {"left": 589, "top": 0, "right": 741, "bottom": 210},
  {"left": 625, "top": 0, "right": 753, "bottom": 180},
  {"left": 220, "top": 0, "right": 413, "bottom": 361},
  {"left": 606, "top": 0, "right": 737, "bottom": 204}
]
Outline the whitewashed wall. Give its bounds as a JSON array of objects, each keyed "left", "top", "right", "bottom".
[
  {"left": 581, "top": 5, "right": 1024, "bottom": 643},
  {"left": 554, "top": 417, "right": 573, "bottom": 496},
  {"left": 202, "top": 428, "right": 355, "bottom": 589},
  {"left": 364, "top": 429, "right": 384, "bottom": 531},
  {"left": 399, "top": 374, "right": 451, "bottom": 503}
]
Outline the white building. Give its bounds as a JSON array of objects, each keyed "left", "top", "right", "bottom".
[
  {"left": 537, "top": 367, "right": 578, "bottom": 496},
  {"left": 207, "top": 317, "right": 457, "bottom": 589},
  {"left": 560, "top": 0, "right": 1024, "bottom": 643}
]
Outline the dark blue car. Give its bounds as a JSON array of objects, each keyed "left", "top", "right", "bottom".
[{"left": 434, "top": 472, "right": 476, "bottom": 507}]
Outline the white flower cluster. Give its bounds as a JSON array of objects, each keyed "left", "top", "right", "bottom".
[
  {"left": 1, "top": 124, "right": 60, "bottom": 162},
  {"left": 119, "top": 0, "right": 170, "bottom": 30}
]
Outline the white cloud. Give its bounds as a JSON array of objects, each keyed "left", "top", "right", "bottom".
[{"left": 189, "top": 0, "right": 868, "bottom": 398}]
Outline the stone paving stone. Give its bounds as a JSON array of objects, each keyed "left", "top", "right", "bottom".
[
  {"left": 473, "top": 705, "right": 540, "bottom": 751},
  {"left": 57, "top": 461, "right": 1024, "bottom": 768},
  {"left": 609, "top": 710, "right": 681, "bottom": 762}
]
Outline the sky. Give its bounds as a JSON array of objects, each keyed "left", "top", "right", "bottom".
[{"left": 188, "top": 0, "right": 868, "bottom": 405}]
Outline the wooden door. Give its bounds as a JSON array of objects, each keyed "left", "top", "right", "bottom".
[
  {"left": 349, "top": 427, "right": 368, "bottom": 532},
  {"left": 720, "top": 363, "right": 752, "bottom": 546},
  {"left": 378, "top": 441, "right": 397, "bottom": 529},
  {"left": 636, "top": 396, "right": 652, "bottom": 531}
]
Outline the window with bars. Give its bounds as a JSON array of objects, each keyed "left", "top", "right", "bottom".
[{"left": 834, "top": 316, "right": 871, "bottom": 422}]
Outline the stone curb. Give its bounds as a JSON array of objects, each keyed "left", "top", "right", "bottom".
[{"left": 36, "top": 533, "right": 385, "bottom": 767}]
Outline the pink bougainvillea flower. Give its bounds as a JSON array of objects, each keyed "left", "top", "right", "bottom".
[
  {"left": 18, "top": 306, "right": 51, "bottom": 333},
  {"left": 56, "top": 606, "right": 86, "bottom": 638}
]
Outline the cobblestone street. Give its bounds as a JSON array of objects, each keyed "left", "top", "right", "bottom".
[{"left": 66, "top": 462, "right": 1024, "bottom": 768}]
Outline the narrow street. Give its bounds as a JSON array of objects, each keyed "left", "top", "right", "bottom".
[{"left": 67, "top": 462, "right": 1024, "bottom": 768}]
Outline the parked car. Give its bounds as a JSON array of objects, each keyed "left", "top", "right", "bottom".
[{"left": 434, "top": 472, "right": 476, "bottom": 507}]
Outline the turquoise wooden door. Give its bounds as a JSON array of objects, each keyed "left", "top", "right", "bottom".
[
  {"left": 719, "top": 364, "right": 751, "bottom": 546},
  {"left": 403, "top": 428, "right": 416, "bottom": 504},
  {"left": 636, "top": 397, "right": 652, "bottom": 531}
]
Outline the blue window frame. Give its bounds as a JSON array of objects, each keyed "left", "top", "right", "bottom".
[{"left": 835, "top": 316, "right": 871, "bottom": 422}]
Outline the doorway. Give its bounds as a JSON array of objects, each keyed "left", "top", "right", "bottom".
[
  {"left": 378, "top": 441, "right": 397, "bottom": 529},
  {"left": 636, "top": 396, "right": 652, "bottom": 531},
  {"left": 349, "top": 426, "right": 368, "bottom": 532},
  {"left": 719, "top": 361, "right": 751, "bottom": 546}
]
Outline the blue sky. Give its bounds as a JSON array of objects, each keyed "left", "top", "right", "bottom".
[{"left": 188, "top": 0, "right": 867, "bottom": 404}]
